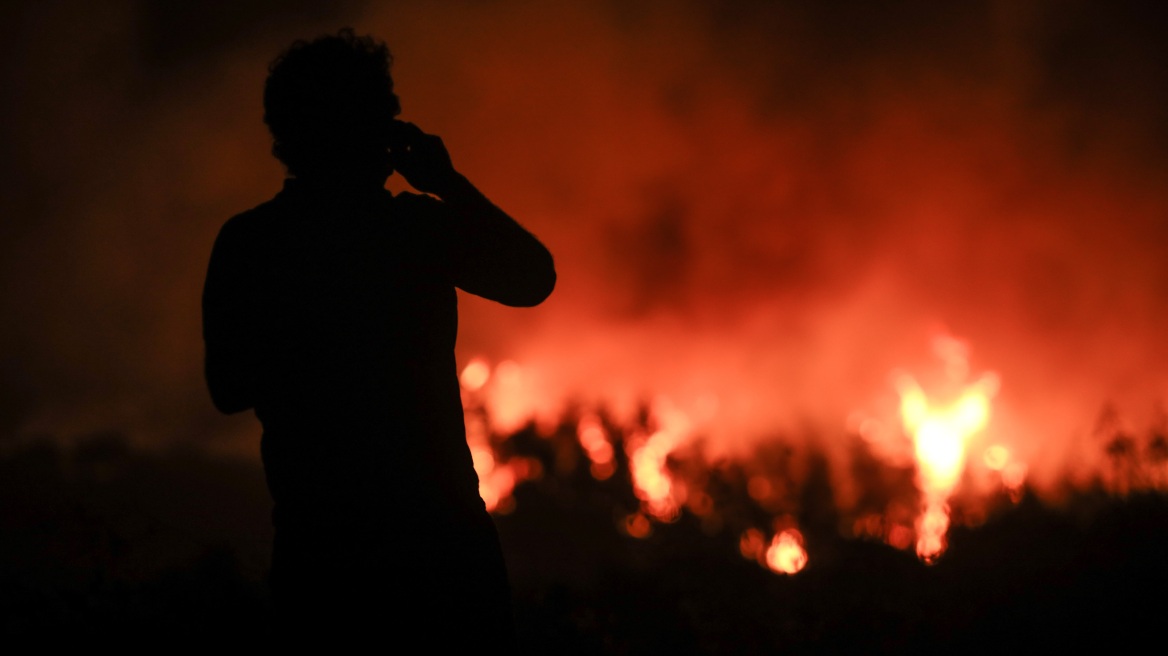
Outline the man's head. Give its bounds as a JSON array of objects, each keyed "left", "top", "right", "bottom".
[{"left": 264, "top": 29, "right": 401, "bottom": 180}]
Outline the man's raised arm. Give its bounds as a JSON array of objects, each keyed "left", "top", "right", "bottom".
[{"left": 390, "top": 121, "right": 556, "bottom": 307}]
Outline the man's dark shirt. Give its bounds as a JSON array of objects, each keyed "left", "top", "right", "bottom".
[{"left": 202, "top": 178, "right": 554, "bottom": 635}]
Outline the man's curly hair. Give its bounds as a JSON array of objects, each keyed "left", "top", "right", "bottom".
[{"left": 263, "top": 29, "right": 401, "bottom": 177}]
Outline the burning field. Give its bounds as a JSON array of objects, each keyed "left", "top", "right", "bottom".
[{"left": 3, "top": 0, "right": 1168, "bottom": 651}]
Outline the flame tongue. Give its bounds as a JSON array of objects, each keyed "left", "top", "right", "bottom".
[
  {"left": 627, "top": 396, "right": 691, "bottom": 522},
  {"left": 766, "top": 529, "right": 808, "bottom": 575},
  {"left": 895, "top": 338, "right": 1000, "bottom": 563}
]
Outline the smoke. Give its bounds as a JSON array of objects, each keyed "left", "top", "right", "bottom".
[{"left": 4, "top": 1, "right": 1168, "bottom": 491}]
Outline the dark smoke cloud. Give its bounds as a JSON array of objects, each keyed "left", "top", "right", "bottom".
[{"left": 3, "top": 2, "right": 1167, "bottom": 490}]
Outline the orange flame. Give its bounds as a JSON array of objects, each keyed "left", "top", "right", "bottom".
[
  {"left": 625, "top": 396, "right": 691, "bottom": 521},
  {"left": 459, "top": 334, "right": 1035, "bottom": 573}
]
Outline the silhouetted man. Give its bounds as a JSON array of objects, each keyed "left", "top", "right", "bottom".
[{"left": 201, "top": 30, "right": 554, "bottom": 645}]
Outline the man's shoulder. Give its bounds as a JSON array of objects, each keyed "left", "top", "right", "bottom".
[
  {"left": 215, "top": 193, "right": 287, "bottom": 245},
  {"left": 227, "top": 193, "right": 287, "bottom": 228}
]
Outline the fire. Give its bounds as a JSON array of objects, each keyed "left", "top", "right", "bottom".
[
  {"left": 739, "top": 526, "right": 809, "bottom": 574},
  {"left": 461, "top": 359, "right": 542, "bottom": 513},
  {"left": 625, "top": 396, "right": 692, "bottom": 522},
  {"left": 983, "top": 444, "right": 1009, "bottom": 471},
  {"left": 893, "top": 336, "right": 1000, "bottom": 563},
  {"left": 577, "top": 414, "right": 616, "bottom": 480},
  {"left": 1002, "top": 462, "right": 1028, "bottom": 500},
  {"left": 739, "top": 528, "right": 766, "bottom": 561},
  {"left": 455, "top": 333, "right": 1062, "bottom": 575},
  {"left": 765, "top": 529, "right": 808, "bottom": 575},
  {"left": 624, "top": 512, "right": 653, "bottom": 539}
]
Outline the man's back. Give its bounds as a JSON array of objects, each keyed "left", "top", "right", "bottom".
[
  {"left": 201, "top": 29, "right": 553, "bottom": 645},
  {"left": 204, "top": 179, "right": 482, "bottom": 529}
]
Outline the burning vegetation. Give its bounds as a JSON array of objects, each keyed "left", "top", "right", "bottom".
[{"left": 460, "top": 330, "right": 1168, "bottom": 573}]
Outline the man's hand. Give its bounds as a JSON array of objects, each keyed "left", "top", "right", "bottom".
[{"left": 388, "top": 120, "right": 464, "bottom": 198}]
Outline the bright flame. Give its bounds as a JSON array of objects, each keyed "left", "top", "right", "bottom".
[
  {"left": 765, "top": 529, "right": 808, "bottom": 575},
  {"left": 895, "top": 337, "right": 1000, "bottom": 563}
]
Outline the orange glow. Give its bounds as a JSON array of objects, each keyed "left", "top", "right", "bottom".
[
  {"left": 483, "top": 360, "right": 535, "bottom": 435},
  {"left": 887, "top": 525, "right": 914, "bottom": 551},
  {"left": 465, "top": 375, "right": 541, "bottom": 513},
  {"left": 765, "top": 529, "right": 808, "bottom": 575},
  {"left": 686, "top": 490, "right": 714, "bottom": 517},
  {"left": 739, "top": 528, "right": 766, "bottom": 562},
  {"left": 853, "top": 514, "right": 884, "bottom": 540},
  {"left": 624, "top": 512, "right": 652, "bottom": 539},
  {"left": 460, "top": 358, "right": 490, "bottom": 391},
  {"left": 1002, "top": 461, "right": 1028, "bottom": 499},
  {"left": 470, "top": 445, "right": 495, "bottom": 476},
  {"left": 747, "top": 476, "right": 773, "bottom": 501},
  {"left": 590, "top": 461, "right": 616, "bottom": 480},
  {"left": 577, "top": 414, "right": 617, "bottom": 480},
  {"left": 983, "top": 444, "right": 1009, "bottom": 471}
]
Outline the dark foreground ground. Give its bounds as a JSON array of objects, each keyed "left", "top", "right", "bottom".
[{"left": 2, "top": 433, "right": 1166, "bottom": 653}]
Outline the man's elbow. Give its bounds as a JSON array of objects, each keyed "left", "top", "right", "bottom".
[{"left": 509, "top": 255, "right": 556, "bottom": 307}]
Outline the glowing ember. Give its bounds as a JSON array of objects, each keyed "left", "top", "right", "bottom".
[
  {"left": 577, "top": 414, "right": 616, "bottom": 480},
  {"left": 624, "top": 512, "right": 653, "bottom": 539},
  {"left": 739, "top": 528, "right": 766, "bottom": 562},
  {"left": 765, "top": 529, "right": 808, "bottom": 575}
]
